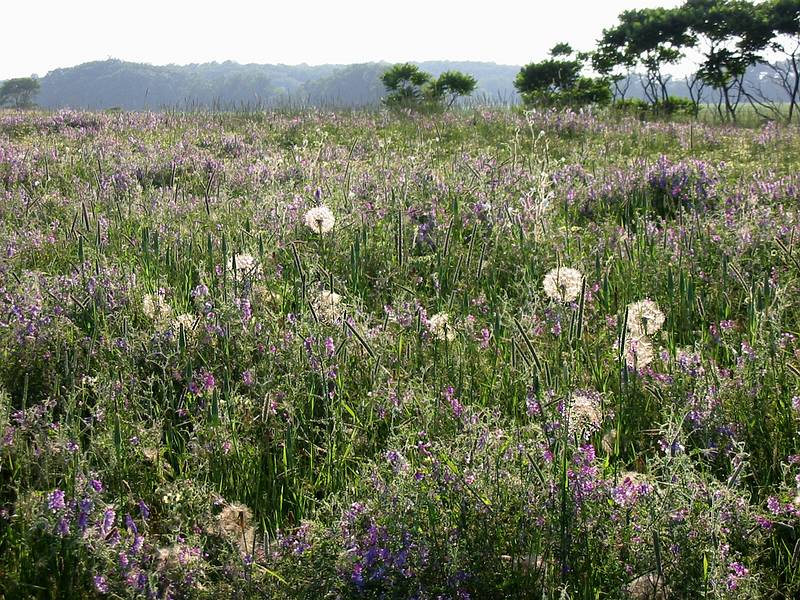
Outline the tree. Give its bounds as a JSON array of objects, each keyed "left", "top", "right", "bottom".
[
  {"left": 380, "top": 64, "right": 477, "bottom": 109},
  {"left": 429, "top": 71, "right": 477, "bottom": 107},
  {"left": 549, "top": 42, "right": 575, "bottom": 58},
  {"left": 380, "top": 63, "right": 431, "bottom": 106},
  {"left": 592, "top": 43, "right": 633, "bottom": 101},
  {"left": 0, "top": 77, "right": 40, "bottom": 108},
  {"left": 515, "top": 44, "right": 611, "bottom": 107},
  {"left": 595, "top": 8, "right": 692, "bottom": 108},
  {"left": 762, "top": 0, "right": 800, "bottom": 122},
  {"left": 682, "top": 0, "right": 774, "bottom": 121}
]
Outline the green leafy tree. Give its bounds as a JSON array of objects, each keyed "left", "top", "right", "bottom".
[
  {"left": 429, "top": 71, "right": 478, "bottom": 106},
  {"left": 381, "top": 64, "right": 477, "bottom": 109},
  {"left": 549, "top": 42, "right": 575, "bottom": 58},
  {"left": 515, "top": 44, "right": 610, "bottom": 107},
  {"left": 594, "top": 8, "right": 691, "bottom": 108},
  {"left": 762, "top": 0, "right": 800, "bottom": 122},
  {"left": 592, "top": 43, "right": 632, "bottom": 101},
  {"left": 380, "top": 63, "right": 431, "bottom": 107},
  {"left": 0, "top": 77, "right": 40, "bottom": 108},
  {"left": 682, "top": 0, "right": 774, "bottom": 121}
]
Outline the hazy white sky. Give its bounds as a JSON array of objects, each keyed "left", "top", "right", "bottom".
[{"left": 1, "top": 0, "right": 684, "bottom": 79}]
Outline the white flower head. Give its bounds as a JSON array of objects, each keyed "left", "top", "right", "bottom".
[
  {"left": 542, "top": 267, "right": 583, "bottom": 303},
  {"left": 172, "top": 313, "right": 197, "bottom": 341},
  {"left": 428, "top": 312, "right": 456, "bottom": 342},
  {"left": 304, "top": 205, "right": 335, "bottom": 234},
  {"left": 626, "top": 299, "right": 665, "bottom": 336},
  {"left": 217, "top": 502, "right": 253, "bottom": 539},
  {"left": 567, "top": 391, "right": 602, "bottom": 437},
  {"left": 230, "top": 253, "right": 259, "bottom": 276},
  {"left": 314, "top": 289, "right": 343, "bottom": 323},
  {"left": 622, "top": 334, "right": 655, "bottom": 369},
  {"left": 155, "top": 544, "right": 199, "bottom": 571},
  {"left": 143, "top": 291, "right": 172, "bottom": 321},
  {"left": 626, "top": 572, "right": 669, "bottom": 600}
]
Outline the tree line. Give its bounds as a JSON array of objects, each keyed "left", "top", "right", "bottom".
[
  {"left": 592, "top": 0, "right": 800, "bottom": 121},
  {"left": 380, "top": 0, "right": 800, "bottom": 122},
  {"left": 3, "top": 0, "right": 798, "bottom": 120}
]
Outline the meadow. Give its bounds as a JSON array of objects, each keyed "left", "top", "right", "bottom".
[{"left": 1, "top": 106, "right": 799, "bottom": 598}]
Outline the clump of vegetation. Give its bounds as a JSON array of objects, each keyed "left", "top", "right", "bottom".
[
  {"left": 515, "top": 43, "right": 611, "bottom": 108},
  {"left": 0, "top": 77, "right": 40, "bottom": 109},
  {"left": 380, "top": 63, "right": 477, "bottom": 109}
]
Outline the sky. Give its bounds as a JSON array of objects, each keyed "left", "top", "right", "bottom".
[{"left": 1, "top": 0, "right": 685, "bottom": 80}]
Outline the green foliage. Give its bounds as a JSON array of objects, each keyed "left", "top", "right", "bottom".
[
  {"left": 613, "top": 97, "right": 652, "bottom": 116},
  {"left": 381, "top": 64, "right": 477, "bottom": 110},
  {"left": 595, "top": 7, "right": 692, "bottom": 105},
  {"left": 0, "top": 77, "right": 40, "bottom": 108},
  {"left": 615, "top": 96, "right": 697, "bottom": 118},
  {"left": 549, "top": 42, "right": 575, "bottom": 58},
  {"left": 515, "top": 46, "right": 610, "bottom": 107},
  {"left": 429, "top": 71, "right": 478, "bottom": 107},
  {"left": 762, "top": 0, "right": 800, "bottom": 122},
  {"left": 660, "top": 95, "right": 697, "bottom": 115},
  {"left": 767, "top": 0, "right": 800, "bottom": 34},
  {"left": 682, "top": 0, "right": 774, "bottom": 120},
  {"left": 380, "top": 63, "right": 431, "bottom": 106}
]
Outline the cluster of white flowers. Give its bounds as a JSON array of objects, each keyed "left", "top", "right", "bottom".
[
  {"left": 314, "top": 289, "right": 343, "bottom": 323},
  {"left": 142, "top": 291, "right": 172, "bottom": 321},
  {"left": 304, "top": 205, "right": 336, "bottom": 234},
  {"left": 542, "top": 267, "right": 583, "bottom": 303},
  {"left": 161, "top": 489, "right": 183, "bottom": 506},
  {"left": 428, "top": 312, "right": 456, "bottom": 342}
]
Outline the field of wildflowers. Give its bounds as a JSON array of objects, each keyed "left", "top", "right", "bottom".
[{"left": 1, "top": 107, "right": 799, "bottom": 598}]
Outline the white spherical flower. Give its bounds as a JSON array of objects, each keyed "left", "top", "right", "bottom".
[
  {"left": 626, "top": 572, "right": 669, "bottom": 600},
  {"left": 542, "top": 267, "right": 583, "bottom": 303},
  {"left": 626, "top": 299, "right": 665, "bottom": 336},
  {"left": 230, "top": 253, "right": 259, "bottom": 275},
  {"left": 428, "top": 312, "right": 456, "bottom": 342},
  {"left": 217, "top": 502, "right": 256, "bottom": 553},
  {"left": 172, "top": 313, "right": 197, "bottom": 341},
  {"left": 314, "top": 290, "right": 343, "bottom": 323},
  {"left": 217, "top": 502, "right": 252, "bottom": 535},
  {"left": 143, "top": 291, "right": 172, "bottom": 321},
  {"left": 622, "top": 334, "right": 655, "bottom": 369},
  {"left": 304, "top": 205, "right": 336, "bottom": 234},
  {"left": 567, "top": 391, "right": 602, "bottom": 437}
]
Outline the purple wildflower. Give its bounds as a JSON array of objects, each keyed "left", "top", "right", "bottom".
[
  {"left": 48, "top": 489, "right": 66, "bottom": 512},
  {"left": 138, "top": 500, "right": 149, "bottom": 521},
  {"left": 93, "top": 575, "right": 108, "bottom": 594}
]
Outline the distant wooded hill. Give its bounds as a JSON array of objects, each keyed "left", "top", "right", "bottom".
[
  {"left": 2, "top": 58, "right": 792, "bottom": 110},
  {"left": 24, "top": 59, "right": 520, "bottom": 110}
]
